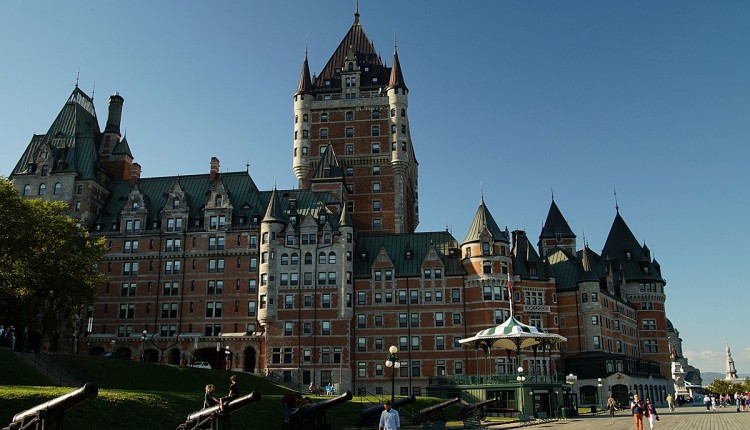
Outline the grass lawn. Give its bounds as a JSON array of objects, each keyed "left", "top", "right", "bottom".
[{"left": 0, "top": 348, "right": 461, "bottom": 429}]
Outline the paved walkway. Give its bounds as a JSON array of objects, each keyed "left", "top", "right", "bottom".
[{"left": 482, "top": 405, "right": 750, "bottom": 430}]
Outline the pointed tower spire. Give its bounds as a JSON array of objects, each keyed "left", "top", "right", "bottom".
[
  {"left": 354, "top": 0, "right": 360, "bottom": 25},
  {"left": 295, "top": 50, "right": 314, "bottom": 96},
  {"left": 263, "top": 187, "right": 286, "bottom": 224},
  {"left": 387, "top": 41, "right": 408, "bottom": 92}
]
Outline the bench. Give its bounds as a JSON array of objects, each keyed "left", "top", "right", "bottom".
[
  {"left": 463, "top": 418, "right": 488, "bottom": 429},
  {"left": 486, "top": 407, "right": 518, "bottom": 418}
]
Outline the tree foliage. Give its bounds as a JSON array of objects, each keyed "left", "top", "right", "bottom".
[
  {"left": 0, "top": 179, "right": 107, "bottom": 347},
  {"left": 706, "top": 377, "right": 750, "bottom": 394}
]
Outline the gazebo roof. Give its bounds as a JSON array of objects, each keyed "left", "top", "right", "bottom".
[{"left": 459, "top": 316, "right": 567, "bottom": 351}]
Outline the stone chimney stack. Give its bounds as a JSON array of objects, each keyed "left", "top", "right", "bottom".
[
  {"left": 130, "top": 163, "right": 141, "bottom": 186},
  {"left": 210, "top": 157, "right": 220, "bottom": 182},
  {"left": 105, "top": 92, "right": 124, "bottom": 136}
]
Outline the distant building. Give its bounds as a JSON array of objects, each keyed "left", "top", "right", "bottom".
[
  {"left": 725, "top": 342, "right": 738, "bottom": 381},
  {"left": 8, "top": 8, "right": 674, "bottom": 409},
  {"left": 666, "top": 319, "right": 703, "bottom": 397}
]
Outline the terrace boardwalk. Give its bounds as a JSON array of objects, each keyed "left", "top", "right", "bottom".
[{"left": 479, "top": 406, "right": 750, "bottom": 430}]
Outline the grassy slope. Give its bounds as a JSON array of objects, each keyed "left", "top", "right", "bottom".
[{"left": 0, "top": 350, "right": 453, "bottom": 429}]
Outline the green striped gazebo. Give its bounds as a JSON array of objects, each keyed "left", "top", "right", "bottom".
[{"left": 459, "top": 316, "right": 566, "bottom": 362}]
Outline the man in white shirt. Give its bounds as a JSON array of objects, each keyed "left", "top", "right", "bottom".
[{"left": 378, "top": 401, "right": 400, "bottom": 430}]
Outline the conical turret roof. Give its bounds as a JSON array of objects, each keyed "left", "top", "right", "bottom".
[
  {"left": 387, "top": 48, "right": 408, "bottom": 92},
  {"left": 540, "top": 199, "right": 575, "bottom": 240},
  {"left": 295, "top": 53, "right": 314, "bottom": 96},
  {"left": 463, "top": 196, "right": 509, "bottom": 244}
]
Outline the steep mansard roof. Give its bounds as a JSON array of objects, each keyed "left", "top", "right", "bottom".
[
  {"left": 511, "top": 230, "right": 551, "bottom": 280},
  {"left": 11, "top": 87, "right": 101, "bottom": 180},
  {"left": 601, "top": 211, "right": 665, "bottom": 283},
  {"left": 97, "top": 171, "right": 340, "bottom": 230},
  {"left": 355, "top": 231, "right": 464, "bottom": 278},
  {"left": 539, "top": 199, "right": 576, "bottom": 240},
  {"left": 463, "top": 196, "right": 510, "bottom": 244},
  {"left": 313, "top": 13, "right": 391, "bottom": 92}
]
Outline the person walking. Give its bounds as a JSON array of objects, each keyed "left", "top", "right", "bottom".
[
  {"left": 711, "top": 395, "right": 717, "bottom": 412},
  {"left": 666, "top": 393, "right": 674, "bottom": 412},
  {"left": 645, "top": 399, "right": 659, "bottom": 430},
  {"left": 631, "top": 394, "right": 645, "bottom": 430},
  {"left": 607, "top": 395, "right": 617, "bottom": 417},
  {"left": 703, "top": 393, "right": 711, "bottom": 411},
  {"left": 378, "top": 400, "right": 400, "bottom": 430}
]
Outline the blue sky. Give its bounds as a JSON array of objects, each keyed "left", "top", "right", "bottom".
[{"left": 2, "top": 1, "right": 749, "bottom": 375}]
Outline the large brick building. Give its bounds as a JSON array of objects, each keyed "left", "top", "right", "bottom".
[{"left": 9, "top": 10, "right": 673, "bottom": 409}]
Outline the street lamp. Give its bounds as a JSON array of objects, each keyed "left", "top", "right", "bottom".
[
  {"left": 384, "top": 345, "right": 401, "bottom": 405},
  {"left": 216, "top": 342, "right": 221, "bottom": 369},
  {"left": 141, "top": 330, "right": 148, "bottom": 362},
  {"left": 517, "top": 366, "right": 527, "bottom": 414},
  {"left": 597, "top": 378, "right": 603, "bottom": 411}
]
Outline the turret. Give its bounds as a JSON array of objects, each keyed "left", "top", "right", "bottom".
[
  {"left": 293, "top": 53, "right": 314, "bottom": 187},
  {"left": 258, "top": 188, "right": 285, "bottom": 325},
  {"left": 387, "top": 47, "right": 410, "bottom": 233}
]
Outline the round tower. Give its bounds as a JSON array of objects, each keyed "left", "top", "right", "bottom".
[
  {"left": 387, "top": 47, "right": 410, "bottom": 233},
  {"left": 258, "top": 189, "right": 285, "bottom": 326},
  {"left": 293, "top": 53, "right": 314, "bottom": 186}
]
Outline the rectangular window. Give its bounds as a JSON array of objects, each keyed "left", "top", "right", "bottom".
[
  {"left": 371, "top": 126, "right": 380, "bottom": 136},
  {"left": 399, "top": 313, "right": 407, "bottom": 328},
  {"left": 346, "top": 127, "right": 354, "bottom": 137},
  {"left": 435, "top": 312, "right": 444, "bottom": 327},
  {"left": 436, "top": 336, "right": 445, "bottom": 351}
]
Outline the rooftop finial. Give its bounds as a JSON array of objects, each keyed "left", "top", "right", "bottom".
[
  {"left": 551, "top": 187, "right": 554, "bottom": 201},
  {"left": 305, "top": 36, "right": 308, "bottom": 58},
  {"left": 354, "top": 0, "right": 360, "bottom": 24},
  {"left": 246, "top": 160, "right": 250, "bottom": 174},
  {"left": 91, "top": 80, "right": 96, "bottom": 100},
  {"left": 394, "top": 29, "right": 398, "bottom": 52},
  {"left": 614, "top": 187, "right": 619, "bottom": 213},
  {"left": 76, "top": 67, "right": 80, "bottom": 88},
  {"left": 480, "top": 181, "right": 484, "bottom": 202}
]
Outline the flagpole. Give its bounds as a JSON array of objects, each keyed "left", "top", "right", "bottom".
[{"left": 508, "top": 272, "right": 513, "bottom": 319}]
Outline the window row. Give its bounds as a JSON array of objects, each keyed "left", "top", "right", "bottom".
[
  {"left": 355, "top": 289, "right": 461, "bottom": 305},
  {"left": 22, "top": 182, "right": 63, "bottom": 196},
  {"left": 356, "top": 312, "right": 461, "bottom": 328}
]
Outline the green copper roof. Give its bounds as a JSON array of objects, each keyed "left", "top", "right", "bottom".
[
  {"left": 355, "top": 231, "right": 464, "bottom": 278},
  {"left": 463, "top": 196, "right": 509, "bottom": 244},
  {"left": 11, "top": 87, "right": 101, "bottom": 180}
]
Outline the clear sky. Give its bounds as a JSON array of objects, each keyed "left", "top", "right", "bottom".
[{"left": 2, "top": 1, "right": 748, "bottom": 375}]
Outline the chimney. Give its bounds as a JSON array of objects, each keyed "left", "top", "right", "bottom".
[
  {"left": 105, "top": 92, "right": 124, "bottom": 135},
  {"left": 130, "top": 163, "right": 141, "bottom": 186},
  {"left": 210, "top": 157, "right": 220, "bottom": 182}
]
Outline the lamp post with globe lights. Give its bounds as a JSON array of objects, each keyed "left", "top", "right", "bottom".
[
  {"left": 517, "top": 366, "right": 527, "bottom": 414},
  {"left": 385, "top": 346, "right": 401, "bottom": 404},
  {"left": 140, "top": 330, "right": 148, "bottom": 362},
  {"left": 597, "top": 378, "right": 603, "bottom": 411}
]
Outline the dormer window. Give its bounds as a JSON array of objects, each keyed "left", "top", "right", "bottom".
[
  {"left": 40, "top": 165, "right": 49, "bottom": 176},
  {"left": 348, "top": 62, "right": 354, "bottom": 71},
  {"left": 173, "top": 199, "right": 180, "bottom": 209},
  {"left": 555, "top": 233, "right": 562, "bottom": 242},
  {"left": 215, "top": 195, "right": 222, "bottom": 206},
  {"left": 405, "top": 250, "right": 413, "bottom": 260},
  {"left": 482, "top": 242, "right": 491, "bottom": 255},
  {"left": 625, "top": 250, "right": 632, "bottom": 261},
  {"left": 319, "top": 214, "right": 327, "bottom": 224}
]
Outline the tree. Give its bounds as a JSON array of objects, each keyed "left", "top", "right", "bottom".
[
  {"left": 706, "top": 378, "right": 746, "bottom": 395},
  {"left": 0, "top": 179, "right": 108, "bottom": 350}
]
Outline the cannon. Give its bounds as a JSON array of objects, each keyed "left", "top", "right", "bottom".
[
  {"left": 412, "top": 397, "right": 461, "bottom": 425},
  {"left": 177, "top": 391, "right": 261, "bottom": 430},
  {"left": 355, "top": 395, "right": 416, "bottom": 429},
  {"left": 3, "top": 382, "right": 98, "bottom": 430},
  {"left": 282, "top": 390, "right": 352, "bottom": 430},
  {"left": 456, "top": 397, "right": 498, "bottom": 421}
]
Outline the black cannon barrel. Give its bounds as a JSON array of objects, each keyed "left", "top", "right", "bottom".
[
  {"left": 456, "top": 397, "right": 498, "bottom": 421},
  {"left": 184, "top": 391, "right": 261, "bottom": 423},
  {"left": 414, "top": 397, "right": 460, "bottom": 424},
  {"left": 355, "top": 395, "right": 416, "bottom": 428},
  {"left": 288, "top": 390, "right": 352, "bottom": 423},
  {"left": 10, "top": 382, "right": 98, "bottom": 424}
]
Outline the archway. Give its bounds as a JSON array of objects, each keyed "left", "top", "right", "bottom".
[
  {"left": 168, "top": 348, "right": 181, "bottom": 365},
  {"left": 193, "top": 347, "right": 223, "bottom": 369},
  {"left": 115, "top": 348, "right": 132, "bottom": 360},
  {"left": 143, "top": 348, "right": 159, "bottom": 363},
  {"left": 243, "top": 346, "right": 257, "bottom": 373},
  {"left": 612, "top": 384, "right": 629, "bottom": 406},
  {"left": 89, "top": 346, "right": 105, "bottom": 356}
]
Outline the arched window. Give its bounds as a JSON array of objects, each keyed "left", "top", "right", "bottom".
[
  {"left": 40, "top": 165, "right": 48, "bottom": 176},
  {"left": 303, "top": 114, "right": 308, "bottom": 122},
  {"left": 215, "top": 195, "right": 222, "bottom": 206},
  {"left": 318, "top": 252, "right": 326, "bottom": 264},
  {"left": 53, "top": 182, "right": 61, "bottom": 195},
  {"left": 304, "top": 252, "right": 313, "bottom": 264},
  {"left": 295, "top": 115, "right": 298, "bottom": 124},
  {"left": 23, "top": 184, "right": 31, "bottom": 196},
  {"left": 390, "top": 108, "right": 396, "bottom": 117},
  {"left": 38, "top": 183, "right": 46, "bottom": 196},
  {"left": 348, "top": 62, "right": 354, "bottom": 71},
  {"left": 290, "top": 253, "right": 299, "bottom": 265},
  {"left": 281, "top": 253, "right": 289, "bottom": 265},
  {"left": 401, "top": 108, "right": 406, "bottom": 117},
  {"left": 328, "top": 252, "right": 336, "bottom": 264}
]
